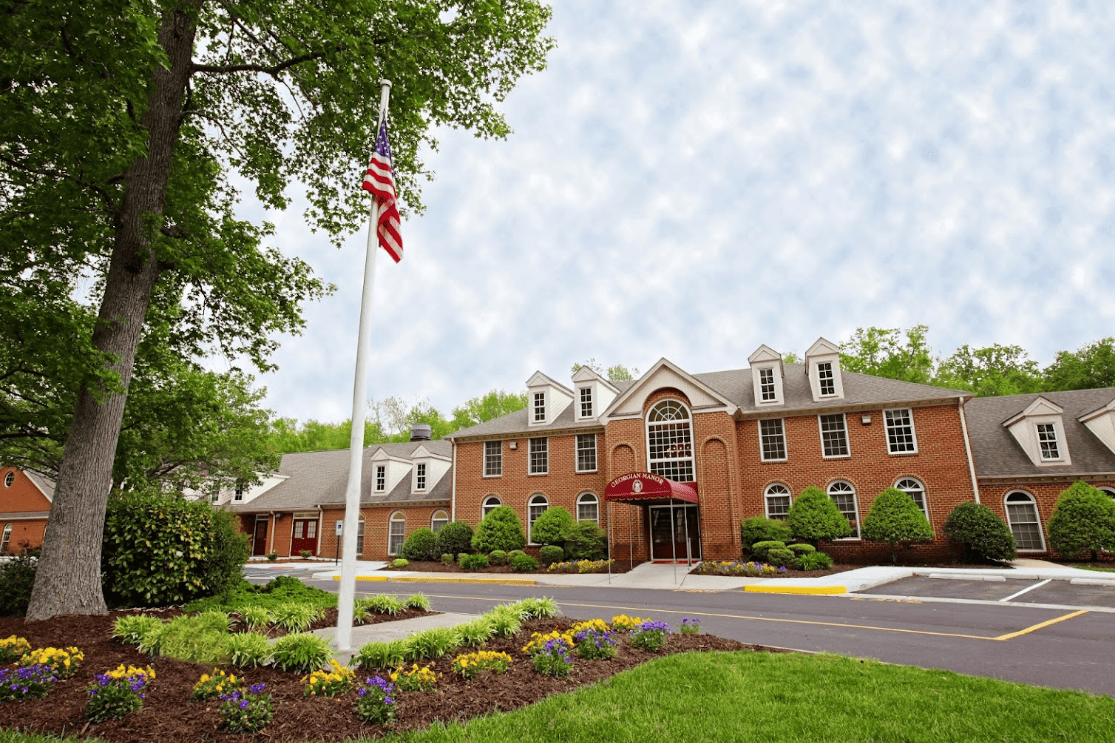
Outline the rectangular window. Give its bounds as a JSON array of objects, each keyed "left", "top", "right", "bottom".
[
  {"left": 306, "top": 521, "right": 316, "bottom": 539},
  {"left": 233, "top": 484, "right": 244, "bottom": 502},
  {"left": 1037, "top": 423, "right": 1061, "bottom": 460},
  {"left": 884, "top": 408, "right": 917, "bottom": 454},
  {"left": 483, "top": 441, "right": 502, "bottom": 477},
  {"left": 375, "top": 465, "right": 386, "bottom": 492},
  {"left": 533, "top": 392, "right": 546, "bottom": 422},
  {"left": 294, "top": 521, "right": 304, "bottom": 539},
  {"left": 759, "top": 368, "right": 776, "bottom": 402},
  {"left": 817, "top": 362, "right": 836, "bottom": 396},
  {"left": 759, "top": 419, "right": 787, "bottom": 461},
  {"left": 576, "top": 433, "right": 597, "bottom": 472},
  {"left": 529, "top": 437, "right": 548, "bottom": 474},
  {"left": 357, "top": 519, "right": 366, "bottom": 557},
  {"left": 580, "top": 387, "right": 593, "bottom": 417},
  {"left": 415, "top": 462, "right": 426, "bottom": 491},
  {"left": 819, "top": 414, "right": 850, "bottom": 457}
]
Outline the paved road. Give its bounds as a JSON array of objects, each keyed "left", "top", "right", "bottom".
[{"left": 250, "top": 570, "right": 1114, "bottom": 697}]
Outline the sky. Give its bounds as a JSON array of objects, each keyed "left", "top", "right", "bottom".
[{"left": 240, "top": 0, "right": 1115, "bottom": 426}]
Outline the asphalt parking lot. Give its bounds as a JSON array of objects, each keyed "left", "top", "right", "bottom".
[{"left": 858, "top": 575, "right": 1115, "bottom": 609}]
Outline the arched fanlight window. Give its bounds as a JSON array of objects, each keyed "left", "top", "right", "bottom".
[
  {"left": 827, "top": 481, "right": 859, "bottom": 538},
  {"left": 645, "top": 400, "right": 694, "bottom": 482},
  {"left": 764, "top": 483, "right": 792, "bottom": 520},
  {"left": 528, "top": 494, "right": 548, "bottom": 543},
  {"left": 1004, "top": 492, "right": 1044, "bottom": 552},
  {"left": 895, "top": 478, "right": 930, "bottom": 524},
  {"left": 3, "top": 472, "right": 13, "bottom": 488},
  {"left": 576, "top": 492, "right": 599, "bottom": 524},
  {"left": 387, "top": 511, "right": 405, "bottom": 556},
  {"left": 431, "top": 509, "right": 449, "bottom": 533},
  {"left": 482, "top": 495, "right": 502, "bottom": 519}
]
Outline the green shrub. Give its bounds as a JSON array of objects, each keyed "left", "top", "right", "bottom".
[
  {"left": 942, "top": 502, "right": 1016, "bottom": 563},
  {"left": 530, "top": 506, "right": 574, "bottom": 546},
  {"left": 271, "top": 633, "right": 333, "bottom": 674},
  {"left": 353, "top": 639, "right": 408, "bottom": 671},
  {"left": 489, "top": 550, "right": 508, "bottom": 565},
  {"left": 517, "top": 596, "right": 560, "bottom": 618},
  {"left": 766, "top": 547, "right": 796, "bottom": 568},
  {"left": 787, "top": 486, "right": 852, "bottom": 544},
  {"left": 300, "top": 550, "right": 312, "bottom": 559},
  {"left": 485, "top": 605, "right": 522, "bottom": 637},
  {"left": 441, "top": 553, "right": 455, "bottom": 565},
  {"left": 458, "top": 553, "right": 490, "bottom": 571},
  {"left": 155, "top": 615, "right": 232, "bottom": 664},
  {"left": 472, "top": 505, "right": 527, "bottom": 553},
  {"left": 862, "top": 487, "right": 934, "bottom": 564},
  {"left": 740, "top": 516, "right": 793, "bottom": 553},
  {"left": 507, "top": 549, "right": 526, "bottom": 560},
  {"left": 435, "top": 521, "right": 475, "bottom": 557},
  {"left": 266, "top": 552, "right": 278, "bottom": 562},
  {"left": 392, "top": 558, "right": 410, "bottom": 568},
  {"left": 1047, "top": 481, "right": 1115, "bottom": 560},
  {"left": 510, "top": 553, "right": 539, "bottom": 572},
  {"left": 404, "top": 626, "right": 460, "bottom": 660},
  {"left": 272, "top": 602, "right": 321, "bottom": 632},
  {"left": 749, "top": 540, "right": 786, "bottom": 561},
  {"left": 562, "top": 521, "right": 607, "bottom": 560},
  {"left": 404, "top": 592, "right": 431, "bottom": 610},
  {"left": 539, "top": 545, "right": 565, "bottom": 565},
  {"left": 238, "top": 605, "right": 272, "bottom": 631},
  {"left": 399, "top": 527, "right": 440, "bottom": 562},
  {"left": 789, "top": 543, "right": 816, "bottom": 554},
  {"left": 796, "top": 551, "right": 834, "bottom": 571},
  {"left": 0, "top": 547, "right": 37, "bottom": 616},
  {"left": 227, "top": 632, "right": 272, "bottom": 668},
  {"left": 112, "top": 614, "right": 164, "bottom": 645},
  {"left": 102, "top": 490, "right": 249, "bottom": 608},
  {"left": 456, "top": 618, "right": 493, "bottom": 646},
  {"left": 358, "top": 594, "right": 403, "bottom": 615}
]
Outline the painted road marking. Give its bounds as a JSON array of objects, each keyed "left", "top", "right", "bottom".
[
  {"left": 1000, "top": 579, "right": 1051, "bottom": 603},
  {"left": 992, "top": 610, "right": 1089, "bottom": 641}
]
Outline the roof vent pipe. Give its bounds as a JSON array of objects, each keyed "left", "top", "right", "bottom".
[{"left": 410, "top": 424, "right": 432, "bottom": 441}]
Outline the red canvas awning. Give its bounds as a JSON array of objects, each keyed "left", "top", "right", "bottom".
[{"left": 604, "top": 472, "right": 698, "bottom": 504}]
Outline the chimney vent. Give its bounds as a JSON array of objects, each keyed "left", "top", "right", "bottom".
[{"left": 410, "top": 424, "right": 432, "bottom": 441}]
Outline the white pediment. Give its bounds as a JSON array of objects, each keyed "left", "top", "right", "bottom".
[
  {"left": 602, "top": 358, "right": 735, "bottom": 419},
  {"left": 1079, "top": 397, "right": 1115, "bottom": 456},
  {"left": 806, "top": 337, "right": 840, "bottom": 357},
  {"left": 748, "top": 344, "right": 783, "bottom": 364}
]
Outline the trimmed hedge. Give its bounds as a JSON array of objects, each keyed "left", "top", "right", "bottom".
[
  {"left": 1047, "top": 481, "right": 1115, "bottom": 560},
  {"left": 472, "top": 505, "right": 527, "bottom": 553},
  {"left": 943, "top": 502, "right": 1016, "bottom": 563},
  {"left": 530, "top": 506, "right": 574, "bottom": 546},
  {"left": 740, "top": 516, "right": 793, "bottom": 552},
  {"left": 787, "top": 486, "right": 852, "bottom": 544},
  {"left": 539, "top": 545, "right": 564, "bottom": 565},
  {"left": 509, "top": 553, "right": 539, "bottom": 572},
  {"left": 562, "top": 521, "right": 607, "bottom": 560},
  {"left": 750, "top": 540, "right": 786, "bottom": 561},
  {"left": 399, "top": 528, "right": 440, "bottom": 562},
  {"left": 861, "top": 487, "right": 934, "bottom": 564},
  {"left": 435, "top": 521, "right": 475, "bottom": 557}
]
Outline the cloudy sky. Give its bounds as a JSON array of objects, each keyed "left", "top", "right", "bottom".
[{"left": 244, "top": 0, "right": 1115, "bottom": 426}]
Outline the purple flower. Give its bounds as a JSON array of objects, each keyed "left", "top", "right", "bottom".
[
  {"left": 250, "top": 683, "right": 266, "bottom": 694},
  {"left": 239, "top": 700, "right": 249, "bottom": 710},
  {"left": 357, "top": 688, "right": 367, "bottom": 698}
]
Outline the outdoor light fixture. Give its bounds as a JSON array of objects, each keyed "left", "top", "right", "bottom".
[
  {"left": 861, "top": 415, "right": 872, "bottom": 425},
  {"left": 509, "top": 441, "right": 518, "bottom": 450}
]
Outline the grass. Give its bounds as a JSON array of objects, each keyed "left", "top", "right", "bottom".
[
  {"left": 183, "top": 576, "right": 336, "bottom": 614},
  {"left": 3, "top": 651, "right": 1112, "bottom": 743},
  {"left": 1076, "top": 565, "right": 1115, "bottom": 573}
]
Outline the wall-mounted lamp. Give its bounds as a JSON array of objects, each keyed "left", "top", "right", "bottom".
[
  {"left": 860, "top": 415, "right": 872, "bottom": 425},
  {"left": 508, "top": 441, "right": 518, "bottom": 450}
]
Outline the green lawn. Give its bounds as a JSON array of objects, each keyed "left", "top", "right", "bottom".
[
  {"left": 1076, "top": 565, "right": 1115, "bottom": 573},
  {"left": 3, "top": 651, "right": 1112, "bottom": 743}
]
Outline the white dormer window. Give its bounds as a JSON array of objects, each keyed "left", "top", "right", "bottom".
[
  {"left": 533, "top": 392, "right": 546, "bottom": 423},
  {"left": 1004, "top": 397, "right": 1071, "bottom": 467},
  {"left": 375, "top": 465, "right": 386, "bottom": 492},
  {"left": 748, "top": 345, "right": 785, "bottom": 406},
  {"left": 817, "top": 362, "right": 836, "bottom": 396},
  {"left": 234, "top": 484, "right": 244, "bottom": 502},
  {"left": 805, "top": 338, "right": 845, "bottom": 401},
  {"left": 759, "top": 368, "right": 776, "bottom": 401},
  {"left": 1036, "top": 423, "right": 1060, "bottom": 461},
  {"left": 415, "top": 462, "right": 427, "bottom": 491},
  {"left": 580, "top": 387, "right": 593, "bottom": 418}
]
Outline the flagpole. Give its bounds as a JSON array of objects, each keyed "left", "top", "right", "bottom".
[{"left": 336, "top": 79, "right": 393, "bottom": 653}]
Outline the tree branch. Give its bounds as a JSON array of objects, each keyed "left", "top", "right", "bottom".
[{"left": 191, "top": 51, "right": 328, "bottom": 79}]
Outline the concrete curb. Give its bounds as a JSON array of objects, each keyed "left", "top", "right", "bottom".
[
  {"left": 332, "top": 575, "right": 538, "bottom": 587},
  {"left": 743, "top": 585, "right": 846, "bottom": 595}
]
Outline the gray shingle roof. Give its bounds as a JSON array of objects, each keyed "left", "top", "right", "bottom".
[
  {"left": 446, "top": 381, "right": 635, "bottom": 439},
  {"left": 965, "top": 388, "right": 1115, "bottom": 479}
]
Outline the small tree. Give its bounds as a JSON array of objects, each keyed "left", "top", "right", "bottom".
[
  {"left": 740, "top": 516, "right": 792, "bottom": 553},
  {"left": 562, "top": 521, "right": 607, "bottom": 560},
  {"left": 471, "top": 506, "right": 527, "bottom": 553},
  {"left": 786, "top": 487, "right": 851, "bottom": 545},
  {"left": 1047, "top": 481, "right": 1115, "bottom": 561},
  {"left": 530, "top": 506, "right": 574, "bottom": 546},
  {"left": 435, "top": 521, "right": 475, "bottom": 557},
  {"left": 942, "top": 502, "right": 1016, "bottom": 563},
  {"left": 861, "top": 488, "right": 934, "bottom": 564}
]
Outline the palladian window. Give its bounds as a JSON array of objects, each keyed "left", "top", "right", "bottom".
[{"left": 646, "top": 400, "right": 695, "bottom": 482}]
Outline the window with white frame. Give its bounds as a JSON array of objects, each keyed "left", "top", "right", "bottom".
[
  {"left": 375, "top": 464, "right": 386, "bottom": 492},
  {"left": 482, "top": 495, "right": 502, "bottom": 519},
  {"left": 827, "top": 481, "right": 859, "bottom": 537},
  {"left": 3, "top": 472, "right": 13, "bottom": 487},
  {"left": 1004, "top": 492, "right": 1044, "bottom": 551},
  {"left": 211, "top": 492, "right": 219, "bottom": 503},
  {"left": 533, "top": 391, "right": 546, "bottom": 422},
  {"left": 415, "top": 462, "right": 427, "bottom": 491},
  {"left": 646, "top": 400, "right": 695, "bottom": 482},
  {"left": 884, "top": 409, "right": 917, "bottom": 454},
  {"left": 759, "top": 419, "right": 787, "bottom": 461},
  {"left": 764, "top": 483, "right": 792, "bottom": 520},
  {"left": 819, "top": 414, "right": 850, "bottom": 458},
  {"left": 817, "top": 362, "right": 836, "bottom": 396},
  {"left": 758, "top": 367, "right": 777, "bottom": 402},
  {"left": 580, "top": 387, "right": 593, "bottom": 418},
  {"left": 0, "top": 523, "right": 11, "bottom": 555},
  {"left": 529, "top": 437, "right": 548, "bottom": 474},
  {"left": 577, "top": 492, "right": 599, "bottom": 523},
  {"left": 387, "top": 512, "right": 405, "bottom": 555},
  {"left": 356, "top": 517, "right": 366, "bottom": 557},
  {"left": 1036, "top": 423, "right": 1061, "bottom": 460},
  {"left": 483, "top": 441, "right": 502, "bottom": 477},
  {"left": 576, "top": 433, "right": 597, "bottom": 472},
  {"left": 431, "top": 509, "right": 449, "bottom": 533},
  {"left": 233, "top": 483, "right": 244, "bottom": 502},
  {"left": 895, "top": 477, "right": 930, "bottom": 523},
  {"left": 528, "top": 494, "right": 548, "bottom": 543}
]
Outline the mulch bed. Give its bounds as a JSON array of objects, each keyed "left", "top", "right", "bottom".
[{"left": 0, "top": 612, "right": 778, "bottom": 742}]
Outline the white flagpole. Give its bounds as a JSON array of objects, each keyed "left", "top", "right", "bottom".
[{"left": 336, "top": 79, "right": 393, "bottom": 653}]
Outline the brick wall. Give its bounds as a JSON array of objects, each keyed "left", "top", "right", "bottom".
[
  {"left": 0, "top": 468, "right": 52, "bottom": 553},
  {"left": 320, "top": 504, "right": 449, "bottom": 560},
  {"left": 978, "top": 478, "right": 1115, "bottom": 558}
]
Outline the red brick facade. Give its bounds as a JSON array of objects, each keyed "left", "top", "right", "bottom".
[{"left": 0, "top": 467, "right": 51, "bottom": 554}]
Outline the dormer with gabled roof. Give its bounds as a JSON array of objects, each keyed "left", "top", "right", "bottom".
[
  {"left": 1004, "top": 397, "right": 1072, "bottom": 467},
  {"left": 571, "top": 365, "right": 620, "bottom": 421},
  {"left": 526, "top": 371, "right": 574, "bottom": 427},
  {"left": 805, "top": 337, "right": 845, "bottom": 402},
  {"left": 748, "top": 344, "right": 785, "bottom": 406},
  {"left": 409, "top": 443, "right": 451, "bottom": 494},
  {"left": 601, "top": 358, "right": 735, "bottom": 421},
  {"left": 1079, "top": 397, "right": 1115, "bottom": 456},
  {"left": 369, "top": 448, "right": 412, "bottom": 494}
]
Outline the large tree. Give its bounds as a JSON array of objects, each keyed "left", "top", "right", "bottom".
[
  {"left": 934, "top": 343, "right": 1043, "bottom": 397},
  {"left": 1044, "top": 338, "right": 1115, "bottom": 391},
  {"left": 4, "top": 0, "right": 554, "bottom": 619},
  {"left": 839, "top": 325, "right": 935, "bottom": 384}
]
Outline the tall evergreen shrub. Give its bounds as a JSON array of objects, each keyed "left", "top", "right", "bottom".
[
  {"left": 530, "top": 506, "right": 573, "bottom": 546},
  {"left": 1047, "top": 481, "right": 1115, "bottom": 561},
  {"left": 435, "top": 521, "right": 474, "bottom": 557},
  {"left": 861, "top": 487, "right": 934, "bottom": 564},
  {"left": 942, "top": 502, "right": 1016, "bottom": 563},
  {"left": 471, "top": 505, "right": 527, "bottom": 553},
  {"left": 786, "top": 486, "right": 851, "bottom": 545}
]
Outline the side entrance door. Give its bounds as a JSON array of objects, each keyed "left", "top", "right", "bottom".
[
  {"left": 252, "top": 518, "right": 269, "bottom": 556},
  {"left": 290, "top": 516, "right": 319, "bottom": 556}
]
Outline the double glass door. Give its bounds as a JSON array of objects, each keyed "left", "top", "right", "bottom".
[{"left": 649, "top": 505, "right": 700, "bottom": 561}]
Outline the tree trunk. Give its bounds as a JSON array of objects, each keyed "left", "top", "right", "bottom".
[{"left": 26, "top": 4, "right": 203, "bottom": 620}]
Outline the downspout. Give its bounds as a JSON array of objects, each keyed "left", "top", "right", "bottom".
[
  {"left": 957, "top": 397, "right": 981, "bottom": 504},
  {"left": 450, "top": 439, "right": 457, "bottom": 521}
]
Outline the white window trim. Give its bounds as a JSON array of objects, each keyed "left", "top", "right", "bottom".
[
  {"left": 645, "top": 399, "right": 696, "bottom": 483},
  {"left": 413, "top": 462, "right": 427, "bottom": 492},
  {"left": 3, "top": 472, "right": 13, "bottom": 488},
  {"left": 482, "top": 495, "right": 502, "bottom": 520},
  {"left": 1099, "top": 487, "right": 1115, "bottom": 499},
  {"left": 386, "top": 511, "right": 404, "bottom": 556},
  {"left": 763, "top": 483, "right": 792, "bottom": 520},
  {"left": 816, "top": 361, "right": 837, "bottom": 397},
  {"left": 818, "top": 413, "right": 851, "bottom": 459},
  {"left": 0, "top": 523, "right": 11, "bottom": 554},
  {"left": 527, "top": 493, "right": 549, "bottom": 544},
  {"left": 531, "top": 390, "right": 547, "bottom": 425},
  {"left": 1004, "top": 491, "right": 1046, "bottom": 552},
  {"left": 895, "top": 477, "right": 930, "bottom": 525},
  {"left": 529, "top": 437, "right": 548, "bottom": 476},
  {"left": 431, "top": 509, "right": 449, "bottom": 532},
  {"left": 578, "top": 386, "right": 594, "bottom": 419},
  {"left": 827, "top": 480, "right": 860, "bottom": 539},
  {"left": 884, "top": 408, "right": 919, "bottom": 455},
  {"left": 757, "top": 367, "right": 778, "bottom": 403},
  {"left": 483, "top": 441, "right": 503, "bottom": 478},
  {"left": 1035, "top": 422, "right": 1063, "bottom": 462},
  {"left": 576, "top": 492, "right": 600, "bottom": 524},
  {"left": 374, "top": 464, "right": 387, "bottom": 493},
  {"left": 575, "top": 433, "right": 598, "bottom": 473},
  {"left": 233, "top": 484, "right": 245, "bottom": 502},
  {"left": 758, "top": 418, "right": 788, "bottom": 462}
]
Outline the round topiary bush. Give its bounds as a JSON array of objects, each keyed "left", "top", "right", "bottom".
[
  {"left": 786, "top": 486, "right": 852, "bottom": 544},
  {"left": 509, "top": 553, "right": 539, "bottom": 572},
  {"left": 539, "top": 545, "right": 564, "bottom": 565},
  {"left": 789, "top": 543, "right": 816, "bottom": 554},
  {"left": 562, "top": 521, "right": 606, "bottom": 560},
  {"left": 489, "top": 549, "right": 508, "bottom": 565},
  {"left": 441, "top": 553, "right": 455, "bottom": 565},
  {"left": 861, "top": 487, "right": 934, "bottom": 564},
  {"left": 471, "top": 505, "right": 527, "bottom": 553},
  {"left": 436, "top": 521, "right": 475, "bottom": 557},
  {"left": 796, "top": 551, "right": 834, "bottom": 571},
  {"left": 942, "top": 502, "right": 1016, "bottom": 563},
  {"left": 529, "top": 506, "right": 574, "bottom": 546},
  {"left": 749, "top": 540, "right": 786, "bottom": 561},
  {"left": 507, "top": 550, "right": 526, "bottom": 560},
  {"left": 1047, "top": 481, "right": 1115, "bottom": 560},
  {"left": 740, "top": 516, "right": 793, "bottom": 553},
  {"left": 399, "top": 527, "right": 440, "bottom": 562},
  {"left": 765, "top": 547, "right": 796, "bottom": 568}
]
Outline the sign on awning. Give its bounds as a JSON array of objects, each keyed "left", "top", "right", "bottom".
[{"left": 604, "top": 472, "right": 698, "bottom": 503}]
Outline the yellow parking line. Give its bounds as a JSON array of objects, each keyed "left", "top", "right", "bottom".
[{"left": 993, "top": 610, "right": 1088, "bottom": 641}]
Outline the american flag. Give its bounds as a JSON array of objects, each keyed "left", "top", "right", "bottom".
[{"left": 361, "top": 119, "right": 403, "bottom": 262}]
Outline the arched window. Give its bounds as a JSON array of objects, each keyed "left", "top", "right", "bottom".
[
  {"left": 387, "top": 511, "right": 405, "bottom": 556},
  {"left": 431, "top": 509, "right": 449, "bottom": 533},
  {"left": 1099, "top": 487, "right": 1115, "bottom": 500},
  {"left": 577, "top": 492, "right": 599, "bottom": 524},
  {"left": 482, "top": 495, "right": 502, "bottom": 519},
  {"left": 645, "top": 400, "right": 694, "bottom": 482},
  {"left": 3, "top": 471, "right": 13, "bottom": 487},
  {"left": 764, "top": 483, "right": 792, "bottom": 520},
  {"left": 1004, "top": 492, "right": 1044, "bottom": 551},
  {"left": 827, "top": 481, "right": 860, "bottom": 538},
  {"left": 895, "top": 478, "right": 930, "bottom": 524},
  {"left": 528, "top": 494, "right": 549, "bottom": 543},
  {"left": 0, "top": 523, "right": 11, "bottom": 555}
]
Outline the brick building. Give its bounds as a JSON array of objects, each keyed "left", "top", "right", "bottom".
[{"left": 0, "top": 466, "right": 54, "bottom": 554}]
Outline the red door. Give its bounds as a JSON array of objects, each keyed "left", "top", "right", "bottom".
[
  {"left": 252, "top": 519, "right": 268, "bottom": 556},
  {"left": 291, "top": 518, "right": 319, "bottom": 556}
]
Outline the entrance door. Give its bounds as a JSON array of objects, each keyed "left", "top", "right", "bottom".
[
  {"left": 291, "top": 518, "right": 319, "bottom": 556},
  {"left": 649, "top": 505, "right": 701, "bottom": 561},
  {"left": 252, "top": 519, "right": 269, "bottom": 556}
]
